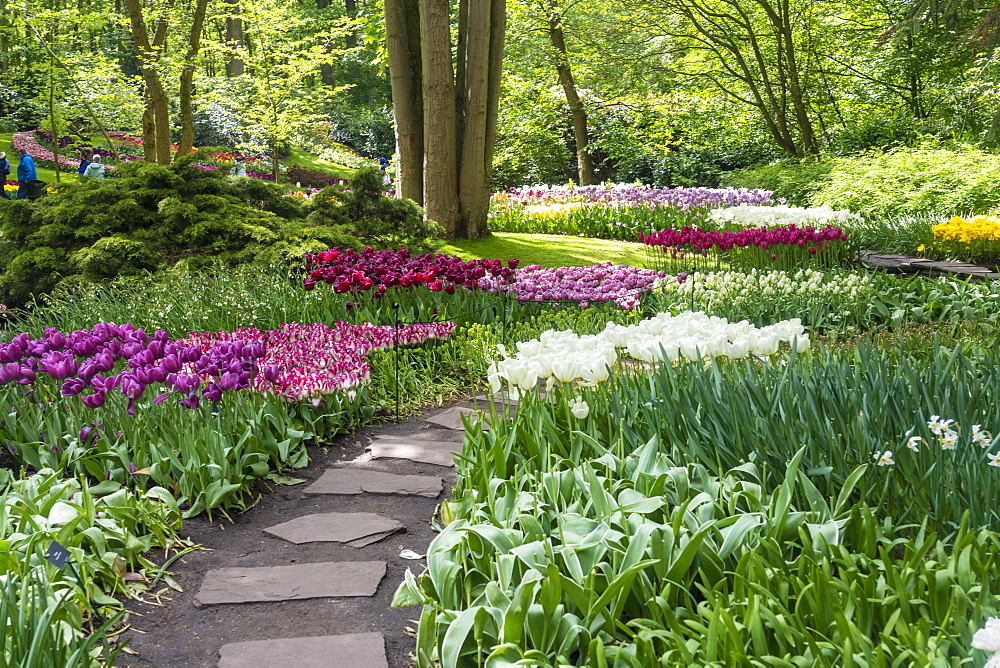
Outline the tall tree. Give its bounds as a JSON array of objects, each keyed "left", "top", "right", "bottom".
[
  {"left": 223, "top": 0, "right": 244, "bottom": 76},
  {"left": 630, "top": 0, "right": 821, "bottom": 156},
  {"left": 384, "top": 0, "right": 505, "bottom": 237},
  {"left": 545, "top": 0, "right": 595, "bottom": 184},
  {"left": 122, "top": 0, "right": 172, "bottom": 163}
]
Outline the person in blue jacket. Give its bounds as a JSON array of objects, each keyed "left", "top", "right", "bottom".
[{"left": 16, "top": 148, "right": 36, "bottom": 200}]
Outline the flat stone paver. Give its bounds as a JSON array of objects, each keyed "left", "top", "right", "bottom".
[
  {"left": 367, "top": 437, "right": 462, "bottom": 467},
  {"left": 193, "top": 561, "right": 386, "bottom": 608},
  {"left": 303, "top": 468, "right": 444, "bottom": 498},
  {"left": 424, "top": 406, "right": 487, "bottom": 431},
  {"left": 264, "top": 512, "right": 403, "bottom": 545},
  {"left": 218, "top": 631, "right": 388, "bottom": 668}
]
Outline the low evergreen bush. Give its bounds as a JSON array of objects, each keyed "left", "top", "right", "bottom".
[
  {"left": 0, "top": 150, "right": 355, "bottom": 307},
  {"left": 306, "top": 167, "right": 443, "bottom": 253},
  {"left": 812, "top": 143, "right": 1000, "bottom": 217}
]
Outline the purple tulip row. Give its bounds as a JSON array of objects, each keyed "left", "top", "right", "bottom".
[
  {"left": 498, "top": 184, "right": 777, "bottom": 211},
  {"left": 0, "top": 319, "right": 459, "bottom": 413},
  {"left": 0, "top": 323, "right": 262, "bottom": 412},
  {"left": 478, "top": 263, "right": 666, "bottom": 309}
]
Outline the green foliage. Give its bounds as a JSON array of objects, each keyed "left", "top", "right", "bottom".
[
  {"left": 811, "top": 144, "right": 1000, "bottom": 217},
  {"left": 721, "top": 160, "right": 833, "bottom": 207},
  {"left": 306, "top": 167, "right": 444, "bottom": 253},
  {"left": 492, "top": 76, "right": 574, "bottom": 190},
  {"left": 0, "top": 151, "right": 368, "bottom": 307},
  {"left": 397, "top": 338, "right": 1000, "bottom": 664},
  {"left": 0, "top": 468, "right": 185, "bottom": 665}
]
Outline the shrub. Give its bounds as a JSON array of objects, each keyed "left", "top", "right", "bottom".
[
  {"left": 306, "top": 168, "right": 444, "bottom": 253},
  {"left": 0, "top": 150, "right": 355, "bottom": 307},
  {"left": 811, "top": 143, "right": 1000, "bottom": 217},
  {"left": 721, "top": 160, "right": 833, "bottom": 206}
]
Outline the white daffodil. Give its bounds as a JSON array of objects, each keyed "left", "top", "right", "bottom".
[
  {"left": 927, "top": 415, "right": 954, "bottom": 436},
  {"left": 570, "top": 398, "right": 590, "bottom": 419},
  {"left": 906, "top": 435, "right": 923, "bottom": 452},
  {"left": 989, "top": 452, "right": 1000, "bottom": 468},
  {"left": 875, "top": 450, "right": 894, "bottom": 466},
  {"left": 973, "top": 424, "right": 993, "bottom": 448},
  {"left": 940, "top": 430, "right": 959, "bottom": 450}
]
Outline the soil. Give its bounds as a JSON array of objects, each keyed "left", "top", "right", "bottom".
[{"left": 115, "top": 413, "right": 459, "bottom": 668}]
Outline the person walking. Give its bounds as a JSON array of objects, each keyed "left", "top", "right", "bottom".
[
  {"left": 230, "top": 157, "right": 247, "bottom": 177},
  {"left": 83, "top": 155, "right": 105, "bottom": 180},
  {"left": 15, "top": 148, "right": 36, "bottom": 200},
  {"left": 0, "top": 152, "right": 10, "bottom": 200},
  {"left": 78, "top": 150, "right": 92, "bottom": 181}
]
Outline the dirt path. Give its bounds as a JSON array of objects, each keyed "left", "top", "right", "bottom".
[{"left": 115, "top": 404, "right": 484, "bottom": 667}]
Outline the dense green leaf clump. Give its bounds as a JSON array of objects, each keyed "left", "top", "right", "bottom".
[
  {"left": 0, "top": 159, "right": 442, "bottom": 307},
  {"left": 724, "top": 144, "right": 1000, "bottom": 217},
  {"left": 0, "top": 152, "right": 325, "bottom": 306},
  {"left": 307, "top": 167, "right": 444, "bottom": 253}
]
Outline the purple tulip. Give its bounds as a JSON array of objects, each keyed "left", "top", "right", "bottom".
[
  {"left": 81, "top": 391, "right": 107, "bottom": 408},
  {"left": 201, "top": 382, "right": 223, "bottom": 402},
  {"left": 61, "top": 378, "right": 85, "bottom": 396},
  {"left": 39, "top": 351, "right": 78, "bottom": 380}
]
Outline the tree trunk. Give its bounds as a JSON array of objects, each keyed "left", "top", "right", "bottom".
[
  {"left": 456, "top": 0, "right": 496, "bottom": 237},
  {"left": 176, "top": 0, "right": 210, "bottom": 160},
  {"left": 224, "top": 0, "right": 245, "bottom": 77},
  {"left": 344, "top": 0, "right": 358, "bottom": 48},
  {"left": 123, "top": 0, "right": 172, "bottom": 164},
  {"left": 547, "top": 0, "right": 595, "bottom": 185},
  {"left": 384, "top": 0, "right": 424, "bottom": 203},
  {"left": 0, "top": 0, "right": 9, "bottom": 75},
  {"left": 419, "top": 0, "right": 458, "bottom": 230}
]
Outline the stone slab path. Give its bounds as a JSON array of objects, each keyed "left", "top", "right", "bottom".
[
  {"left": 860, "top": 250, "right": 1000, "bottom": 279},
  {"left": 118, "top": 396, "right": 513, "bottom": 667},
  {"left": 303, "top": 469, "right": 444, "bottom": 497},
  {"left": 263, "top": 512, "right": 403, "bottom": 546},
  {"left": 193, "top": 561, "right": 387, "bottom": 607},
  {"left": 218, "top": 632, "right": 388, "bottom": 668}
]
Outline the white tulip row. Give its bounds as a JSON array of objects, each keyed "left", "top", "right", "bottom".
[
  {"left": 487, "top": 311, "right": 810, "bottom": 392},
  {"left": 708, "top": 204, "right": 862, "bottom": 228}
]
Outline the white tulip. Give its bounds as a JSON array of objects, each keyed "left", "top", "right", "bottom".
[{"left": 570, "top": 398, "right": 590, "bottom": 419}]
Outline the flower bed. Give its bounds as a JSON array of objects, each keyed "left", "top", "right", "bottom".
[
  {"left": 652, "top": 268, "right": 880, "bottom": 329},
  {"left": 489, "top": 183, "right": 777, "bottom": 240},
  {"left": 183, "top": 320, "right": 455, "bottom": 403},
  {"left": 641, "top": 223, "right": 850, "bottom": 271},
  {"left": 487, "top": 310, "right": 809, "bottom": 392},
  {"left": 480, "top": 262, "right": 664, "bottom": 309},
  {"left": 304, "top": 247, "right": 517, "bottom": 294},
  {"left": 923, "top": 215, "right": 1000, "bottom": 264},
  {"left": 709, "top": 204, "right": 862, "bottom": 229}
]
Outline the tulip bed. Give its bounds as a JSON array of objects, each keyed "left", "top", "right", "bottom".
[
  {"left": 489, "top": 183, "right": 776, "bottom": 240},
  {"left": 641, "top": 223, "right": 852, "bottom": 272},
  {"left": 398, "top": 339, "right": 1000, "bottom": 667},
  {"left": 5, "top": 231, "right": 1000, "bottom": 664}
]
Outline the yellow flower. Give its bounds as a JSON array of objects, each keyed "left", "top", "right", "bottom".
[
  {"left": 917, "top": 244, "right": 925, "bottom": 251},
  {"left": 932, "top": 215, "right": 1000, "bottom": 243}
]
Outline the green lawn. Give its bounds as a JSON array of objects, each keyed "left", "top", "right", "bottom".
[
  {"left": 442, "top": 232, "right": 653, "bottom": 268},
  {"left": 286, "top": 147, "right": 357, "bottom": 179}
]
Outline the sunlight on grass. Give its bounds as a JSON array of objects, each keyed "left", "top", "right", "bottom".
[
  {"left": 287, "top": 147, "right": 357, "bottom": 179},
  {"left": 441, "top": 232, "right": 652, "bottom": 268}
]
